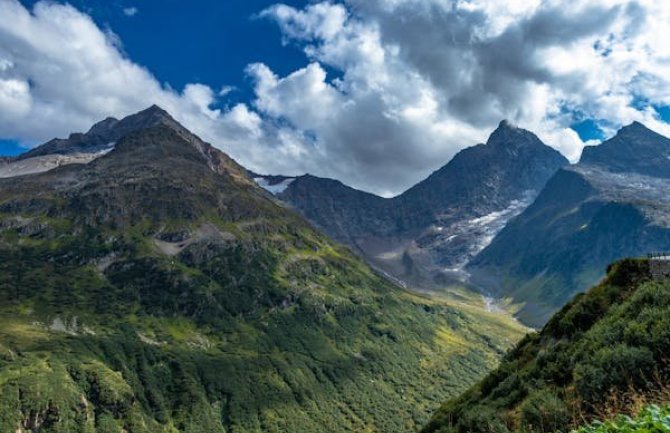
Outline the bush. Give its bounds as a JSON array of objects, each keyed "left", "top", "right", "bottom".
[
  {"left": 575, "top": 344, "right": 655, "bottom": 404},
  {"left": 520, "top": 389, "right": 571, "bottom": 433},
  {"left": 457, "top": 407, "right": 510, "bottom": 433}
]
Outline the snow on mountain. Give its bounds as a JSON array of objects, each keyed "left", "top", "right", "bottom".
[
  {"left": 0, "top": 144, "right": 115, "bottom": 178},
  {"left": 253, "top": 176, "right": 296, "bottom": 194}
]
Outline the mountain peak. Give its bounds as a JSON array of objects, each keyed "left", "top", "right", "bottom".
[
  {"left": 87, "top": 116, "right": 119, "bottom": 136},
  {"left": 86, "top": 105, "right": 173, "bottom": 137},
  {"left": 617, "top": 120, "right": 654, "bottom": 137},
  {"left": 119, "top": 104, "right": 176, "bottom": 130},
  {"left": 497, "top": 119, "right": 517, "bottom": 130},
  {"left": 487, "top": 120, "right": 544, "bottom": 150},
  {"left": 580, "top": 121, "right": 670, "bottom": 177},
  {"left": 138, "top": 104, "right": 171, "bottom": 119},
  {"left": 20, "top": 105, "right": 185, "bottom": 161}
]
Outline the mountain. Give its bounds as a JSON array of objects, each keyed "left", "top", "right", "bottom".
[
  {"left": 271, "top": 174, "right": 393, "bottom": 245},
  {"left": 393, "top": 121, "right": 568, "bottom": 282},
  {"left": 580, "top": 121, "right": 670, "bottom": 178},
  {"left": 422, "top": 258, "right": 670, "bottom": 433},
  {"left": 270, "top": 121, "right": 568, "bottom": 289},
  {"left": 470, "top": 122, "right": 670, "bottom": 326},
  {"left": 18, "top": 105, "right": 189, "bottom": 159},
  {"left": 0, "top": 105, "right": 194, "bottom": 179},
  {"left": 0, "top": 107, "right": 527, "bottom": 432}
]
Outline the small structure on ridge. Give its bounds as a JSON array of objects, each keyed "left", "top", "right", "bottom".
[{"left": 649, "top": 253, "right": 670, "bottom": 280}]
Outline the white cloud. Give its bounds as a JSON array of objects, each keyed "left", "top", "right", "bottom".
[
  {"left": 256, "top": 0, "right": 670, "bottom": 185},
  {"left": 0, "top": 78, "right": 31, "bottom": 120},
  {"left": 1, "top": 0, "right": 670, "bottom": 196},
  {"left": 0, "top": 0, "right": 272, "bottom": 170},
  {"left": 260, "top": 3, "right": 347, "bottom": 41},
  {"left": 123, "top": 7, "right": 138, "bottom": 17}
]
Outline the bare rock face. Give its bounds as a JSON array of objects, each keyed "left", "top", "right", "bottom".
[
  {"left": 0, "top": 152, "right": 111, "bottom": 178},
  {"left": 580, "top": 121, "right": 670, "bottom": 178},
  {"left": 272, "top": 121, "right": 568, "bottom": 289}
]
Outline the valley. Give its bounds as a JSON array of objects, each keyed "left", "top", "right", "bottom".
[
  {"left": 0, "top": 107, "right": 527, "bottom": 433},
  {"left": 1, "top": 105, "right": 669, "bottom": 433},
  {"left": 2, "top": 1, "right": 670, "bottom": 432}
]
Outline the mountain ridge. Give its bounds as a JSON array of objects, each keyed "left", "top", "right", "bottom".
[
  {"left": 469, "top": 122, "right": 670, "bottom": 326},
  {"left": 19, "top": 105, "right": 182, "bottom": 159},
  {"left": 580, "top": 121, "right": 670, "bottom": 178},
  {"left": 267, "top": 121, "right": 568, "bottom": 291},
  {"left": 0, "top": 106, "right": 527, "bottom": 432}
]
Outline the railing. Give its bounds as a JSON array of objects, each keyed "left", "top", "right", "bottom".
[{"left": 649, "top": 253, "right": 670, "bottom": 279}]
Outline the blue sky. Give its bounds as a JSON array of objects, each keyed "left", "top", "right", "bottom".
[
  {"left": 2, "top": 0, "right": 670, "bottom": 195},
  {"left": 18, "top": 0, "right": 310, "bottom": 104},
  {"left": 0, "top": 140, "right": 26, "bottom": 156},
  {"left": 2, "top": 0, "right": 312, "bottom": 157}
]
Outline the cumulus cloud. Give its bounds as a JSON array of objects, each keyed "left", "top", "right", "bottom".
[
  {"left": 258, "top": 0, "right": 670, "bottom": 176},
  {"left": 1, "top": 0, "right": 670, "bottom": 196},
  {"left": 0, "top": 0, "right": 285, "bottom": 179}
]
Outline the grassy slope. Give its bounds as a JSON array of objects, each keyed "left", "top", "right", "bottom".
[
  {"left": 0, "top": 214, "right": 525, "bottom": 433},
  {"left": 422, "top": 259, "right": 670, "bottom": 433},
  {"left": 0, "top": 126, "right": 526, "bottom": 432}
]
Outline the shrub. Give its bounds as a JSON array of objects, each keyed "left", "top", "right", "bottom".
[
  {"left": 520, "top": 389, "right": 571, "bottom": 433},
  {"left": 457, "top": 407, "right": 510, "bottom": 433},
  {"left": 575, "top": 344, "right": 655, "bottom": 404}
]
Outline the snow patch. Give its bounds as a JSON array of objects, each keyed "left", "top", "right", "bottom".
[
  {"left": 0, "top": 146, "right": 116, "bottom": 178},
  {"left": 254, "top": 177, "right": 296, "bottom": 194},
  {"left": 439, "top": 190, "right": 537, "bottom": 277}
]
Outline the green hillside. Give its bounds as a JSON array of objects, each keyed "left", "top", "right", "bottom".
[
  {"left": 422, "top": 259, "right": 670, "bottom": 433},
  {"left": 0, "top": 110, "right": 527, "bottom": 432}
]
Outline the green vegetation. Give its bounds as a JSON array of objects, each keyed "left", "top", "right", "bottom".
[
  {"left": 572, "top": 405, "right": 670, "bottom": 433},
  {"left": 0, "top": 124, "right": 527, "bottom": 432},
  {"left": 0, "top": 216, "right": 525, "bottom": 432},
  {"left": 422, "top": 259, "right": 670, "bottom": 433}
]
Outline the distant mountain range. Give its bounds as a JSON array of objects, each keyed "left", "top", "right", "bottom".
[
  {"left": 0, "top": 106, "right": 526, "bottom": 432},
  {"left": 470, "top": 121, "right": 670, "bottom": 325},
  {"left": 256, "top": 121, "right": 670, "bottom": 327},
  {"left": 256, "top": 121, "right": 568, "bottom": 292}
]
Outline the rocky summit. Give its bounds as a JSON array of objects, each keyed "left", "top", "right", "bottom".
[{"left": 268, "top": 121, "right": 568, "bottom": 291}]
